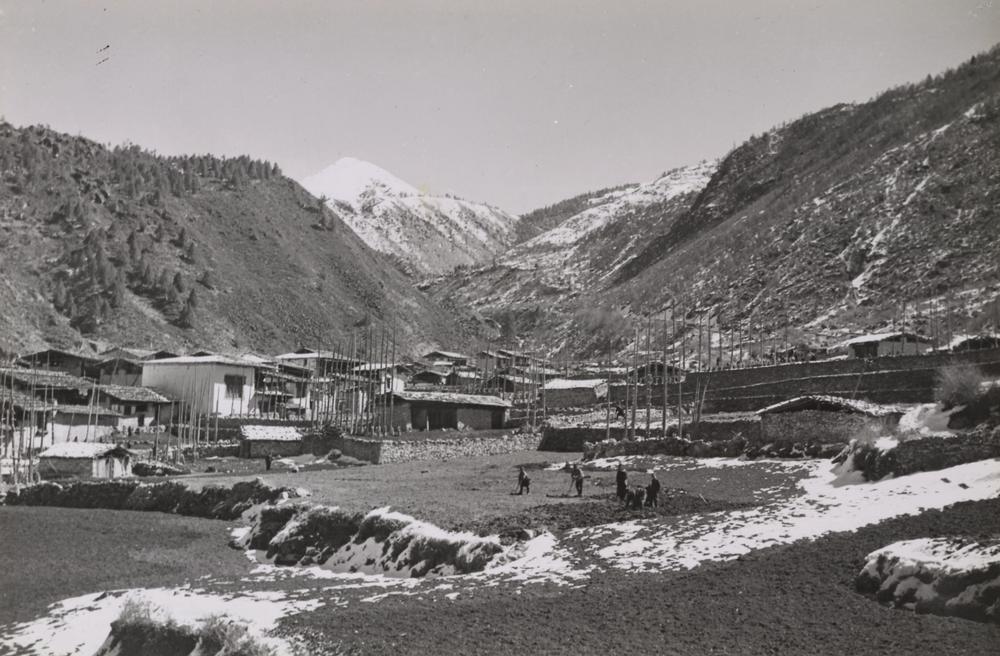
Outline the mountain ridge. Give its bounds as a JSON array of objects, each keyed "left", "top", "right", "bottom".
[{"left": 301, "top": 158, "right": 519, "bottom": 276}]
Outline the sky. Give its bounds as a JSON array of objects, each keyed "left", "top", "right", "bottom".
[{"left": 1, "top": 1, "right": 998, "bottom": 213}]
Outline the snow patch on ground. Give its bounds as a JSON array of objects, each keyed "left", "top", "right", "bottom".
[
  {"left": 0, "top": 586, "right": 321, "bottom": 656},
  {"left": 570, "top": 459, "right": 1000, "bottom": 573}
]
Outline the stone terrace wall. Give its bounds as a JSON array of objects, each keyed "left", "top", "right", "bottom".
[
  {"left": 680, "top": 348, "right": 1000, "bottom": 413},
  {"left": 892, "top": 429, "right": 1000, "bottom": 476},
  {"left": 540, "top": 417, "right": 759, "bottom": 452},
  {"left": 336, "top": 431, "right": 542, "bottom": 464}
]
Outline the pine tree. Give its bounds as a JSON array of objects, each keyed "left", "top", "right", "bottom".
[
  {"left": 178, "top": 300, "right": 194, "bottom": 328},
  {"left": 52, "top": 279, "right": 68, "bottom": 312},
  {"left": 186, "top": 288, "right": 198, "bottom": 310},
  {"left": 110, "top": 274, "right": 126, "bottom": 308}
]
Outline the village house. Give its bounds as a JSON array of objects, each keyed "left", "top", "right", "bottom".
[
  {"left": 239, "top": 424, "right": 304, "bottom": 458},
  {"left": 141, "top": 355, "right": 257, "bottom": 418},
  {"left": 410, "top": 369, "right": 449, "bottom": 386},
  {"left": 95, "top": 385, "right": 172, "bottom": 431},
  {"left": 445, "top": 368, "right": 481, "bottom": 389},
  {"left": 49, "top": 404, "right": 122, "bottom": 443},
  {"left": 628, "top": 361, "right": 684, "bottom": 384},
  {"left": 543, "top": 378, "right": 609, "bottom": 408},
  {"left": 422, "top": 350, "right": 471, "bottom": 368},
  {"left": 836, "top": 332, "right": 932, "bottom": 359},
  {"left": 36, "top": 442, "right": 135, "bottom": 480},
  {"left": 757, "top": 395, "right": 904, "bottom": 446},
  {"left": 0, "top": 367, "right": 92, "bottom": 405},
  {"left": 98, "top": 347, "right": 178, "bottom": 362},
  {"left": 274, "top": 349, "right": 363, "bottom": 377},
  {"left": 16, "top": 348, "right": 100, "bottom": 378},
  {"left": 381, "top": 390, "right": 510, "bottom": 432},
  {"left": 483, "top": 373, "right": 535, "bottom": 396},
  {"left": 90, "top": 357, "right": 144, "bottom": 386}
]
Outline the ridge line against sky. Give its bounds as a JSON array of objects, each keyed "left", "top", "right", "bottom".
[{"left": 1, "top": 0, "right": 998, "bottom": 213}]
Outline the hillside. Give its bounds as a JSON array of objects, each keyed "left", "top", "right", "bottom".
[
  {"left": 301, "top": 158, "right": 519, "bottom": 276},
  {"left": 424, "top": 162, "right": 716, "bottom": 351},
  {"left": 0, "top": 125, "right": 487, "bottom": 357},
  {"left": 431, "top": 45, "right": 1000, "bottom": 360}
]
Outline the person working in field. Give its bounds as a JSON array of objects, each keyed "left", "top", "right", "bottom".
[
  {"left": 516, "top": 466, "right": 531, "bottom": 495},
  {"left": 616, "top": 463, "right": 628, "bottom": 501},
  {"left": 645, "top": 471, "right": 661, "bottom": 507},
  {"left": 570, "top": 464, "right": 584, "bottom": 497}
]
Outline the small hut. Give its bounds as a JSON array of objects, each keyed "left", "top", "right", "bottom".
[
  {"left": 239, "top": 424, "right": 304, "bottom": 458},
  {"left": 36, "top": 442, "right": 135, "bottom": 480},
  {"left": 757, "top": 395, "right": 904, "bottom": 446},
  {"left": 543, "top": 379, "right": 608, "bottom": 408}
]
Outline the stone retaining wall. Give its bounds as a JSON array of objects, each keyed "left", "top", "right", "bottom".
[
  {"left": 602, "top": 348, "right": 1000, "bottom": 413},
  {"left": 335, "top": 431, "right": 543, "bottom": 464},
  {"left": 540, "top": 417, "right": 759, "bottom": 452}
]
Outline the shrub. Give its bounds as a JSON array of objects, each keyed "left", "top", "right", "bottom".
[{"left": 935, "top": 366, "right": 986, "bottom": 409}]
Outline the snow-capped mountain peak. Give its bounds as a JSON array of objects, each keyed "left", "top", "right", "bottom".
[
  {"left": 302, "top": 157, "right": 420, "bottom": 207},
  {"left": 300, "top": 158, "right": 519, "bottom": 276}
]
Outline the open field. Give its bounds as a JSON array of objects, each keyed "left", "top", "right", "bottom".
[
  {"left": 1, "top": 451, "right": 998, "bottom": 655},
  {"left": 178, "top": 451, "right": 808, "bottom": 531},
  {"left": 0, "top": 506, "right": 251, "bottom": 626}
]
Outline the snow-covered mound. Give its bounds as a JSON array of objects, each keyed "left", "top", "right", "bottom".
[
  {"left": 0, "top": 587, "right": 318, "bottom": 656},
  {"left": 236, "top": 504, "right": 505, "bottom": 577},
  {"left": 897, "top": 402, "right": 960, "bottom": 437},
  {"left": 301, "top": 157, "right": 519, "bottom": 275},
  {"left": 856, "top": 537, "right": 1000, "bottom": 624}
]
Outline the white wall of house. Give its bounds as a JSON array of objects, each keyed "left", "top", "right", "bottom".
[{"left": 142, "top": 361, "right": 256, "bottom": 417}]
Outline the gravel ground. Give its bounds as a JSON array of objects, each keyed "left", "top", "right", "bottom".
[
  {"left": 0, "top": 506, "right": 251, "bottom": 626},
  {"left": 281, "top": 497, "right": 1000, "bottom": 655}
]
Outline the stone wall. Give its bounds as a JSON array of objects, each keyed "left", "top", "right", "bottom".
[
  {"left": 760, "top": 411, "right": 889, "bottom": 446},
  {"left": 601, "top": 348, "right": 1000, "bottom": 413},
  {"left": 539, "top": 417, "right": 759, "bottom": 452},
  {"left": 689, "top": 348, "right": 1000, "bottom": 413},
  {"left": 892, "top": 429, "right": 1000, "bottom": 476},
  {"left": 336, "top": 431, "right": 542, "bottom": 464}
]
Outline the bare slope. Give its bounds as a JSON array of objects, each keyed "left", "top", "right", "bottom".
[{"left": 0, "top": 124, "right": 484, "bottom": 356}]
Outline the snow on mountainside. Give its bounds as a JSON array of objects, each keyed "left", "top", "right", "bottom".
[
  {"left": 425, "top": 161, "right": 716, "bottom": 344},
  {"left": 301, "top": 158, "right": 519, "bottom": 276},
  {"left": 432, "top": 46, "right": 1000, "bottom": 359}
]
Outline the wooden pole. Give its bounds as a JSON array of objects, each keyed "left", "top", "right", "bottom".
[
  {"left": 644, "top": 316, "right": 652, "bottom": 436},
  {"left": 630, "top": 325, "right": 638, "bottom": 439}
]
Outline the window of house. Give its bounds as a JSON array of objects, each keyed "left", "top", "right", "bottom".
[{"left": 224, "top": 375, "right": 245, "bottom": 399}]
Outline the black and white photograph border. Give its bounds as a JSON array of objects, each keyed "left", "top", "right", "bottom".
[{"left": 1, "top": 2, "right": 999, "bottom": 654}]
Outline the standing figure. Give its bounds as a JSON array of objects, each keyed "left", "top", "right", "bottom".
[
  {"left": 264, "top": 452, "right": 273, "bottom": 471},
  {"left": 570, "top": 464, "right": 584, "bottom": 497},
  {"left": 615, "top": 463, "right": 628, "bottom": 501},
  {"left": 645, "top": 472, "right": 661, "bottom": 507},
  {"left": 516, "top": 466, "right": 531, "bottom": 495}
]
